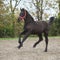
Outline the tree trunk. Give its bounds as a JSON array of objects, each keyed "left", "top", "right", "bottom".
[
  {"left": 59, "top": 0, "right": 60, "bottom": 12},
  {"left": 33, "top": 0, "right": 43, "bottom": 21},
  {"left": 40, "top": 0, "right": 43, "bottom": 20}
]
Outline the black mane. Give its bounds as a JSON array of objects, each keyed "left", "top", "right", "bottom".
[{"left": 24, "top": 9, "right": 35, "bottom": 23}]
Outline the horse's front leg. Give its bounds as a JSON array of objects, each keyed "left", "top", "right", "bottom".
[
  {"left": 18, "top": 31, "right": 31, "bottom": 49},
  {"left": 21, "top": 31, "right": 31, "bottom": 47},
  {"left": 18, "top": 30, "right": 26, "bottom": 49}
]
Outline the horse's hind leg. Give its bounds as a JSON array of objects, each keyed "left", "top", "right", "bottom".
[
  {"left": 33, "top": 34, "right": 43, "bottom": 48},
  {"left": 44, "top": 32, "right": 48, "bottom": 52}
]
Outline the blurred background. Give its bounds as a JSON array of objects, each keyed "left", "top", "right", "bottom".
[{"left": 0, "top": 0, "right": 60, "bottom": 38}]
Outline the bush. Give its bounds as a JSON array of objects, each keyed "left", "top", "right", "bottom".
[{"left": 49, "top": 14, "right": 60, "bottom": 36}]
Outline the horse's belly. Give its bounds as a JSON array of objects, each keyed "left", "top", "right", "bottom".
[{"left": 32, "top": 29, "right": 43, "bottom": 34}]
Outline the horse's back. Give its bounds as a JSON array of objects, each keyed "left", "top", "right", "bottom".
[
  {"left": 31, "top": 21, "right": 48, "bottom": 33},
  {"left": 25, "top": 21, "right": 48, "bottom": 33},
  {"left": 36, "top": 21, "right": 48, "bottom": 28},
  {"left": 36, "top": 21, "right": 47, "bottom": 24}
]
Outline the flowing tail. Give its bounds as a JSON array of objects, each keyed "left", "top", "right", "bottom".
[{"left": 49, "top": 17, "right": 55, "bottom": 25}]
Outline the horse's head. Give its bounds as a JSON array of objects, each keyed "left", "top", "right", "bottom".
[{"left": 18, "top": 8, "right": 26, "bottom": 22}]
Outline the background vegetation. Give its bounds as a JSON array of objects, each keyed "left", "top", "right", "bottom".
[{"left": 0, "top": 0, "right": 60, "bottom": 38}]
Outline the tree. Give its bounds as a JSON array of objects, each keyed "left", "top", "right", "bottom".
[
  {"left": 0, "top": 0, "right": 22, "bottom": 37},
  {"left": 4, "top": 0, "right": 21, "bottom": 14},
  {"left": 32, "top": 0, "right": 43, "bottom": 20},
  {"left": 0, "top": 0, "right": 7, "bottom": 37},
  {"left": 58, "top": 0, "right": 60, "bottom": 12},
  {"left": 32, "top": 0, "right": 59, "bottom": 21},
  {"left": 0, "top": 0, "right": 5, "bottom": 14},
  {"left": 4, "top": 0, "right": 21, "bottom": 37},
  {"left": 49, "top": 0, "right": 60, "bottom": 36}
]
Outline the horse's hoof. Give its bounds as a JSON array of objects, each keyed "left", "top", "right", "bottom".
[
  {"left": 17, "top": 45, "right": 21, "bottom": 49},
  {"left": 44, "top": 50, "right": 47, "bottom": 52},
  {"left": 17, "top": 44, "right": 23, "bottom": 49}
]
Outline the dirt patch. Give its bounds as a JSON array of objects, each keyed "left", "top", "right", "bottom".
[{"left": 0, "top": 37, "right": 60, "bottom": 60}]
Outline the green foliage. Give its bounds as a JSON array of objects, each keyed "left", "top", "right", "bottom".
[
  {"left": 0, "top": 13, "right": 24, "bottom": 37},
  {"left": 0, "top": 0, "right": 60, "bottom": 37},
  {"left": 49, "top": 14, "right": 60, "bottom": 36},
  {"left": 0, "top": 0, "right": 23, "bottom": 38}
]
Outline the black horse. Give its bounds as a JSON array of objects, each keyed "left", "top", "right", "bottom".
[{"left": 17, "top": 8, "right": 54, "bottom": 52}]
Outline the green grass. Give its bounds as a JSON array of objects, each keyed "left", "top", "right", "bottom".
[
  {"left": 0, "top": 36, "right": 60, "bottom": 40},
  {"left": 0, "top": 38, "right": 18, "bottom": 40},
  {"left": 49, "top": 36, "right": 60, "bottom": 38}
]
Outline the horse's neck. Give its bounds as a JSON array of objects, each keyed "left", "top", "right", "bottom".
[{"left": 24, "top": 12, "right": 35, "bottom": 25}]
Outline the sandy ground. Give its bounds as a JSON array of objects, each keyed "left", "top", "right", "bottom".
[{"left": 0, "top": 37, "right": 60, "bottom": 60}]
